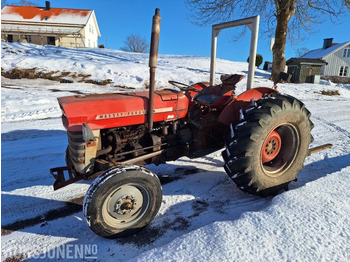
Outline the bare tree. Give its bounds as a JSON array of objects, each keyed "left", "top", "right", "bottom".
[
  {"left": 186, "top": 0, "right": 350, "bottom": 83},
  {"left": 296, "top": 47, "right": 310, "bottom": 57},
  {"left": 2, "top": 0, "right": 36, "bottom": 7},
  {"left": 121, "top": 34, "right": 149, "bottom": 53},
  {"left": 19, "top": 0, "right": 35, "bottom": 5}
]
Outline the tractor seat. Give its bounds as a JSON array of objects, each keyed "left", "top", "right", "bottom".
[{"left": 194, "top": 74, "right": 244, "bottom": 107}]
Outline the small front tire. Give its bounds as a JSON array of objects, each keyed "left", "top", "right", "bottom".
[{"left": 83, "top": 165, "right": 162, "bottom": 238}]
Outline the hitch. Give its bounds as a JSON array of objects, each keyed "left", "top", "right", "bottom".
[
  {"left": 50, "top": 166, "right": 86, "bottom": 190},
  {"left": 309, "top": 143, "right": 333, "bottom": 154}
]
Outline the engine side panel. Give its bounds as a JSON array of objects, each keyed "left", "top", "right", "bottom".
[{"left": 59, "top": 90, "right": 190, "bottom": 131}]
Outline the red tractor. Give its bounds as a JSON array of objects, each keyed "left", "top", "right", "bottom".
[{"left": 50, "top": 9, "right": 329, "bottom": 238}]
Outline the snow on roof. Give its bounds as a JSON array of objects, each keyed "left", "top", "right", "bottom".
[
  {"left": 1, "top": 5, "right": 92, "bottom": 25},
  {"left": 301, "top": 41, "right": 350, "bottom": 59}
]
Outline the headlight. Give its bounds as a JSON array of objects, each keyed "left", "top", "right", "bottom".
[{"left": 82, "top": 123, "right": 95, "bottom": 142}]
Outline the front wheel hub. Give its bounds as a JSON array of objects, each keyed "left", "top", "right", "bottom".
[
  {"left": 115, "top": 196, "right": 136, "bottom": 215},
  {"left": 105, "top": 185, "right": 145, "bottom": 224},
  {"left": 262, "top": 130, "right": 282, "bottom": 163}
]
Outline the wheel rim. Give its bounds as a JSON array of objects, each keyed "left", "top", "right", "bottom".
[
  {"left": 102, "top": 184, "right": 150, "bottom": 229},
  {"left": 261, "top": 124, "right": 300, "bottom": 177},
  {"left": 262, "top": 130, "right": 282, "bottom": 163}
]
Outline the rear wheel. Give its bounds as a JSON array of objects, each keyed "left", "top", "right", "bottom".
[
  {"left": 223, "top": 94, "right": 314, "bottom": 196},
  {"left": 83, "top": 165, "right": 162, "bottom": 238}
]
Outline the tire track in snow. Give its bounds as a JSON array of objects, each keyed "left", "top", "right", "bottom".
[
  {"left": 1, "top": 196, "right": 84, "bottom": 236},
  {"left": 313, "top": 116, "right": 350, "bottom": 139},
  {"left": 1, "top": 107, "right": 60, "bottom": 122}
]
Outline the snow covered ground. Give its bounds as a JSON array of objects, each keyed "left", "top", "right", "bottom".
[{"left": 1, "top": 43, "right": 350, "bottom": 261}]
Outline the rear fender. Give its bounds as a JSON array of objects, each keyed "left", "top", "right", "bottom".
[{"left": 218, "top": 87, "right": 277, "bottom": 126}]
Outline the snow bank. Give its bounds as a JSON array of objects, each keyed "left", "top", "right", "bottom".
[{"left": 2, "top": 42, "right": 248, "bottom": 89}]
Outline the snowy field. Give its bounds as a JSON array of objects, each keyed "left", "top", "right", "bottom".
[{"left": 1, "top": 43, "right": 350, "bottom": 261}]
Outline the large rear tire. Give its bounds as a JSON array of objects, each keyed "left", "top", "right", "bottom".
[
  {"left": 83, "top": 165, "right": 162, "bottom": 238},
  {"left": 223, "top": 93, "right": 313, "bottom": 196}
]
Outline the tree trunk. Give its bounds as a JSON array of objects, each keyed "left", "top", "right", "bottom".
[{"left": 271, "top": 0, "right": 296, "bottom": 84}]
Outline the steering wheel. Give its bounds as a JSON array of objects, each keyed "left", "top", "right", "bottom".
[{"left": 168, "top": 80, "right": 197, "bottom": 92}]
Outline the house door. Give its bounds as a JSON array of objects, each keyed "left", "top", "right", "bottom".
[
  {"left": 287, "top": 65, "right": 297, "bottom": 83},
  {"left": 47, "top": 36, "right": 55, "bottom": 46},
  {"left": 7, "top": 35, "right": 13, "bottom": 42}
]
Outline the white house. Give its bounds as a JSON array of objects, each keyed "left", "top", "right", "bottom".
[
  {"left": 1, "top": 1, "right": 101, "bottom": 48},
  {"left": 301, "top": 38, "right": 350, "bottom": 78}
]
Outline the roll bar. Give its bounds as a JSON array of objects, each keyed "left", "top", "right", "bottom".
[{"left": 210, "top": 15, "right": 260, "bottom": 90}]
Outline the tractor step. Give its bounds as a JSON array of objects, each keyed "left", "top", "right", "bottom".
[
  {"left": 50, "top": 166, "right": 85, "bottom": 190},
  {"left": 309, "top": 143, "right": 333, "bottom": 154}
]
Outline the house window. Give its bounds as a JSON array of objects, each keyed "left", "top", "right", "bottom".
[
  {"left": 47, "top": 36, "right": 55, "bottom": 46},
  {"left": 343, "top": 49, "right": 350, "bottom": 58},
  {"left": 25, "top": 35, "right": 32, "bottom": 43},
  {"left": 7, "top": 34, "right": 13, "bottom": 42},
  {"left": 339, "top": 66, "right": 349, "bottom": 76}
]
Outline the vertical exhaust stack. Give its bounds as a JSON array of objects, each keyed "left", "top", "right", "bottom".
[
  {"left": 45, "top": 1, "right": 51, "bottom": 10},
  {"left": 148, "top": 8, "right": 161, "bottom": 132}
]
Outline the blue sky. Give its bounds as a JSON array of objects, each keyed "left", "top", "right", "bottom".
[{"left": 7, "top": 0, "right": 350, "bottom": 63}]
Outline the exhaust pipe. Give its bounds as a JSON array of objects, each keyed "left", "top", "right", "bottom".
[{"left": 148, "top": 8, "right": 161, "bottom": 132}]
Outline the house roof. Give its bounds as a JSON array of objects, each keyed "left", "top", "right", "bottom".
[
  {"left": 1, "top": 5, "right": 92, "bottom": 25},
  {"left": 286, "top": 58, "right": 327, "bottom": 66},
  {"left": 301, "top": 41, "right": 350, "bottom": 59}
]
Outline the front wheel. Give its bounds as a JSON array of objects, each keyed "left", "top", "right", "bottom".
[
  {"left": 83, "top": 165, "right": 162, "bottom": 238},
  {"left": 223, "top": 93, "right": 314, "bottom": 196}
]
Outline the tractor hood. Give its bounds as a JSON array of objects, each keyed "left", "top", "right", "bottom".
[{"left": 59, "top": 90, "right": 190, "bottom": 132}]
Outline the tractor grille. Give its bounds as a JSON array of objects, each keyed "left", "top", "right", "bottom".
[{"left": 67, "top": 131, "right": 86, "bottom": 173}]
